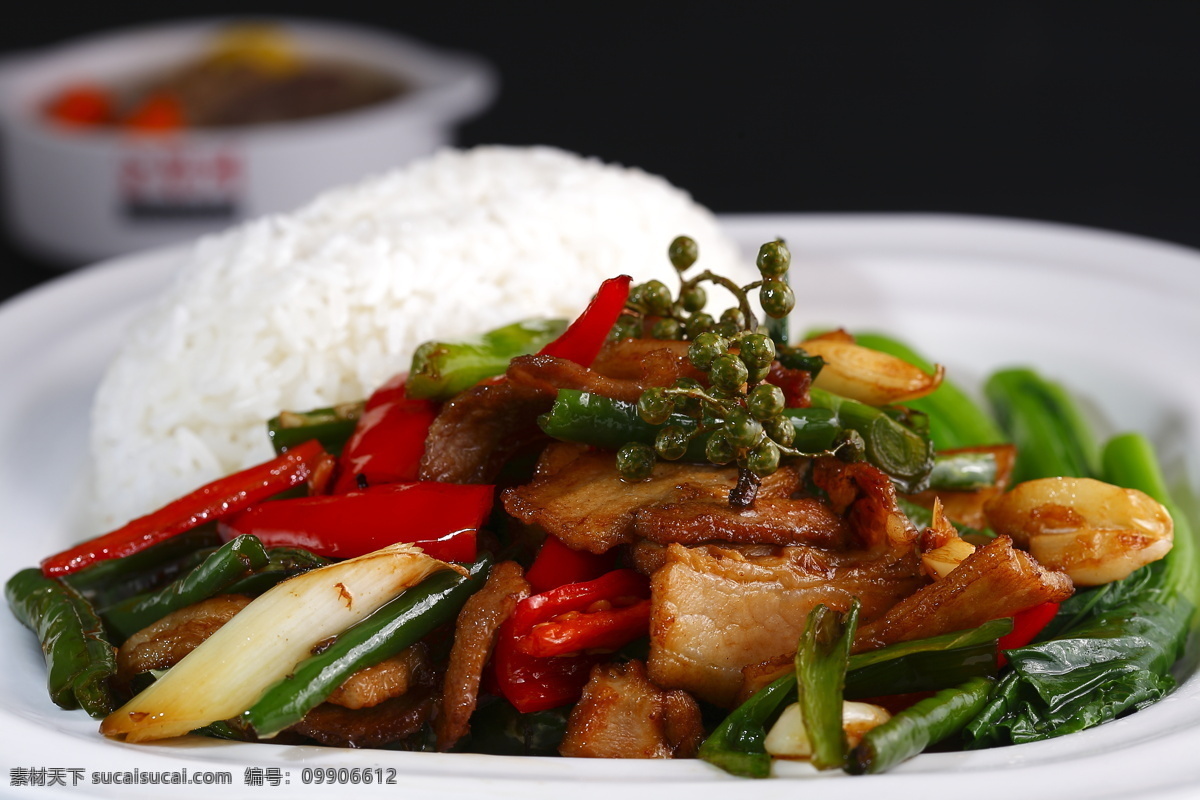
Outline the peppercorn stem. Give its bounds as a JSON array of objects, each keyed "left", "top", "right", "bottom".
[{"left": 679, "top": 270, "right": 759, "bottom": 334}]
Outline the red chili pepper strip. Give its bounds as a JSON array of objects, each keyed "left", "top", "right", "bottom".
[
  {"left": 537, "top": 275, "right": 632, "bottom": 367},
  {"left": 519, "top": 598, "right": 652, "bottom": 658},
  {"left": 524, "top": 535, "right": 616, "bottom": 594},
  {"left": 364, "top": 372, "right": 411, "bottom": 411},
  {"left": 41, "top": 439, "right": 326, "bottom": 577},
  {"left": 998, "top": 600, "right": 1061, "bottom": 666},
  {"left": 516, "top": 569, "right": 649, "bottom": 628},
  {"left": 217, "top": 482, "right": 492, "bottom": 562},
  {"left": 492, "top": 568, "right": 650, "bottom": 712},
  {"left": 491, "top": 617, "right": 600, "bottom": 713},
  {"left": 331, "top": 377, "right": 437, "bottom": 494}
]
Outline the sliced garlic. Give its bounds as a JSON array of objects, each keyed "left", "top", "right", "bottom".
[
  {"left": 984, "top": 476, "right": 1173, "bottom": 586},
  {"left": 922, "top": 537, "right": 978, "bottom": 580},
  {"left": 764, "top": 701, "right": 891, "bottom": 759},
  {"left": 800, "top": 336, "right": 943, "bottom": 407}
]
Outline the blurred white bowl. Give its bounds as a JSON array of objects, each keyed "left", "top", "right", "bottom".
[{"left": 0, "top": 17, "right": 496, "bottom": 266}]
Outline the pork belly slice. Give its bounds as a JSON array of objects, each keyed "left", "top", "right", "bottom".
[
  {"left": 291, "top": 688, "right": 435, "bottom": 749},
  {"left": 419, "top": 378, "right": 552, "bottom": 484},
  {"left": 508, "top": 340, "right": 704, "bottom": 405},
  {"left": 559, "top": 659, "right": 704, "bottom": 759},
  {"left": 502, "top": 444, "right": 804, "bottom": 554},
  {"left": 633, "top": 495, "right": 851, "bottom": 550},
  {"left": 421, "top": 344, "right": 701, "bottom": 485},
  {"left": 436, "top": 561, "right": 530, "bottom": 751},
  {"left": 647, "top": 543, "right": 924, "bottom": 707},
  {"left": 590, "top": 339, "right": 704, "bottom": 388},
  {"left": 811, "top": 457, "right": 920, "bottom": 552},
  {"left": 293, "top": 644, "right": 440, "bottom": 748},
  {"left": 116, "top": 594, "right": 251, "bottom": 686},
  {"left": 852, "top": 535, "right": 1074, "bottom": 653},
  {"left": 508, "top": 353, "right": 645, "bottom": 404},
  {"left": 326, "top": 643, "right": 431, "bottom": 710}
]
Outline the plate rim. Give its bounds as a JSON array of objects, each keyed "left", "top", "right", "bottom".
[{"left": 2, "top": 211, "right": 1198, "bottom": 799}]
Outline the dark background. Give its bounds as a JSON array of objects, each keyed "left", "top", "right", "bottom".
[{"left": 2, "top": 1, "right": 1199, "bottom": 305}]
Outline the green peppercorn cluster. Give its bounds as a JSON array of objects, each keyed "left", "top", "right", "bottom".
[{"left": 615, "top": 237, "right": 804, "bottom": 482}]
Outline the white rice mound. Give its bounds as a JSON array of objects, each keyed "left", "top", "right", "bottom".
[{"left": 90, "top": 145, "right": 750, "bottom": 529}]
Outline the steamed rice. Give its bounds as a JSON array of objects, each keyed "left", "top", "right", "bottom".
[{"left": 90, "top": 145, "right": 749, "bottom": 529}]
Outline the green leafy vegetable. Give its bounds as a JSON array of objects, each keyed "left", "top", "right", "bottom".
[
  {"left": 463, "top": 697, "right": 571, "bottom": 756},
  {"left": 962, "top": 418, "right": 1196, "bottom": 747},
  {"left": 983, "top": 367, "right": 1099, "bottom": 482}
]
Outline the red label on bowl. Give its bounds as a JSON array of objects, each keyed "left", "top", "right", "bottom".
[{"left": 119, "top": 142, "right": 243, "bottom": 221}]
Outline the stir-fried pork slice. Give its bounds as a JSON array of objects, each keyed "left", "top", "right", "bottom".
[
  {"left": 507, "top": 342, "right": 705, "bottom": 406},
  {"left": 590, "top": 338, "right": 704, "bottom": 387},
  {"left": 648, "top": 543, "right": 924, "bottom": 707},
  {"left": 904, "top": 444, "right": 1018, "bottom": 530},
  {"left": 290, "top": 688, "right": 435, "bottom": 749},
  {"left": 630, "top": 540, "right": 784, "bottom": 575},
  {"left": 633, "top": 495, "right": 851, "bottom": 549},
  {"left": 853, "top": 535, "right": 1074, "bottom": 653},
  {"left": 436, "top": 560, "right": 531, "bottom": 751},
  {"left": 811, "top": 457, "right": 920, "bottom": 551},
  {"left": 116, "top": 594, "right": 251, "bottom": 685},
  {"left": 507, "top": 354, "right": 645, "bottom": 404},
  {"left": 558, "top": 660, "right": 704, "bottom": 759},
  {"left": 419, "top": 378, "right": 551, "bottom": 483},
  {"left": 503, "top": 444, "right": 803, "bottom": 553},
  {"left": 325, "top": 643, "right": 431, "bottom": 710}
]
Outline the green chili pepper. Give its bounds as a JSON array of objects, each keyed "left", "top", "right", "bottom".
[
  {"left": 220, "top": 547, "right": 332, "bottom": 596},
  {"left": 925, "top": 450, "right": 998, "bottom": 491},
  {"left": 539, "top": 390, "right": 842, "bottom": 460},
  {"left": 808, "top": 388, "right": 935, "bottom": 493},
  {"left": 407, "top": 318, "right": 568, "bottom": 401},
  {"left": 698, "top": 672, "right": 797, "bottom": 779},
  {"left": 244, "top": 555, "right": 491, "bottom": 738},
  {"left": 700, "top": 617, "right": 1010, "bottom": 778},
  {"left": 6, "top": 568, "right": 118, "bottom": 717},
  {"left": 848, "top": 676, "right": 995, "bottom": 774},
  {"left": 103, "top": 535, "right": 270, "bottom": 641},
  {"left": 539, "top": 388, "right": 933, "bottom": 491},
  {"left": 267, "top": 402, "right": 364, "bottom": 456},
  {"left": 795, "top": 600, "right": 859, "bottom": 770},
  {"left": 62, "top": 526, "right": 222, "bottom": 609}
]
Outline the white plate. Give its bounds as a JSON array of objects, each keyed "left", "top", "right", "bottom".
[{"left": 2, "top": 213, "right": 1199, "bottom": 799}]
